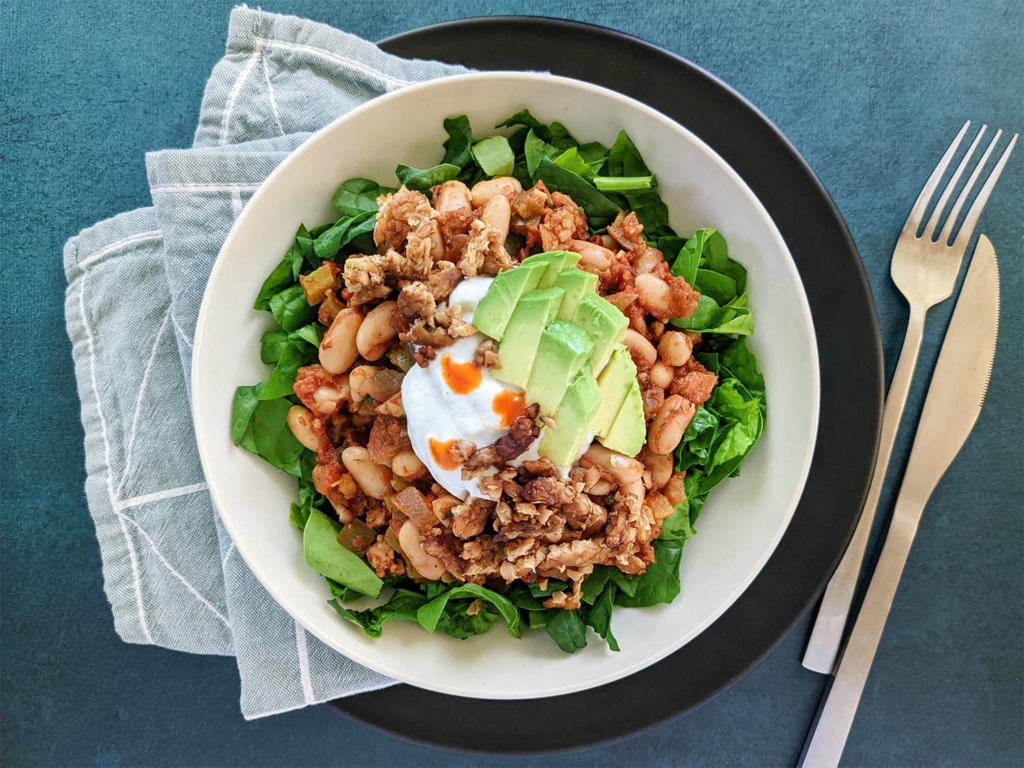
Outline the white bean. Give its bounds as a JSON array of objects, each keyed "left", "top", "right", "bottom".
[
  {"left": 634, "top": 247, "right": 664, "bottom": 275},
  {"left": 391, "top": 449, "right": 427, "bottom": 481},
  {"left": 286, "top": 406, "right": 320, "bottom": 451},
  {"left": 634, "top": 273, "right": 671, "bottom": 316},
  {"left": 398, "top": 521, "right": 446, "bottom": 580},
  {"left": 311, "top": 376, "right": 348, "bottom": 416},
  {"left": 355, "top": 300, "right": 398, "bottom": 361},
  {"left": 434, "top": 180, "right": 472, "bottom": 212},
  {"left": 319, "top": 308, "right": 362, "bottom": 374},
  {"left": 588, "top": 478, "right": 615, "bottom": 496},
  {"left": 650, "top": 361, "right": 674, "bottom": 389},
  {"left": 623, "top": 329, "right": 657, "bottom": 369},
  {"left": 640, "top": 449, "right": 674, "bottom": 490},
  {"left": 581, "top": 443, "right": 644, "bottom": 484},
  {"left": 341, "top": 446, "right": 393, "bottom": 500},
  {"left": 470, "top": 176, "right": 522, "bottom": 207},
  {"left": 658, "top": 331, "right": 693, "bottom": 367},
  {"left": 480, "top": 194, "right": 511, "bottom": 245},
  {"left": 569, "top": 239, "right": 614, "bottom": 270},
  {"left": 647, "top": 395, "right": 696, "bottom": 456}
]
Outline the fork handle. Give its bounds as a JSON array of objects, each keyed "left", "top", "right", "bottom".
[
  {"left": 799, "top": 492, "right": 926, "bottom": 768},
  {"left": 801, "top": 303, "right": 927, "bottom": 674}
]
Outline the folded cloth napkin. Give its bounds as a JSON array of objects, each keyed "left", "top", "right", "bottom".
[{"left": 63, "top": 6, "right": 469, "bottom": 719}]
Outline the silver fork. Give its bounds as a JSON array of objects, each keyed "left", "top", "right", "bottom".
[{"left": 802, "top": 121, "right": 1018, "bottom": 674}]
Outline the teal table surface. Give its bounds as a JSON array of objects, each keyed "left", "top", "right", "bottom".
[{"left": 2, "top": 1, "right": 1021, "bottom": 765}]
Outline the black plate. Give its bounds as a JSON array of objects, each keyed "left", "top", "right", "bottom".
[{"left": 330, "top": 17, "right": 883, "bottom": 753}]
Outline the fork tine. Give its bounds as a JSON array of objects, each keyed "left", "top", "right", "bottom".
[
  {"left": 902, "top": 121, "right": 971, "bottom": 238},
  {"left": 922, "top": 126, "right": 986, "bottom": 241},
  {"left": 951, "top": 133, "right": 1018, "bottom": 250},
  {"left": 938, "top": 128, "right": 1002, "bottom": 244}
]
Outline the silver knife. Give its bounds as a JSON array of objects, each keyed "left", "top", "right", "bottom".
[{"left": 800, "top": 235, "right": 1000, "bottom": 768}]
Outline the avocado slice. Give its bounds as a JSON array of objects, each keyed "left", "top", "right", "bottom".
[
  {"left": 539, "top": 367, "right": 602, "bottom": 465},
  {"left": 521, "top": 250, "right": 582, "bottom": 287},
  {"left": 553, "top": 268, "right": 599, "bottom": 321},
  {"left": 572, "top": 293, "right": 629, "bottom": 375},
  {"left": 493, "top": 287, "right": 565, "bottom": 389},
  {"left": 590, "top": 345, "right": 637, "bottom": 438},
  {"left": 472, "top": 261, "right": 546, "bottom": 340},
  {"left": 600, "top": 378, "right": 645, "bottom": 457},
  {"left": 303, "top": 508, "right": 383, "bottom": 598},
  {"left": 527, "top": 319, "right": 595, "bottom": 415}
]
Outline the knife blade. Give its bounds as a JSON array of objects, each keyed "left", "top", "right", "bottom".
[{"left": 800, "top": 235, "right": 1000, "bottom": 768}]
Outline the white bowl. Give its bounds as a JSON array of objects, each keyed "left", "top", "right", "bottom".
[{"left": 192, "top": 72, "right": 819, "bottom": 699}]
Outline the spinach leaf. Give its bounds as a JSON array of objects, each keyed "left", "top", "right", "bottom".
[
  {"left": 434, "top": 602, "right": 501, "bottom": 639},
  {"left": 582, "top": 566, "right": 639, "bottom": 605},
  {"left": 554, "top": 147, "right": 595, "bottom": 179},
  {"left": 525, "top": 129, "right": 558, "bottom": 177},
  {"left": 395, "top": 163, "right": 462, "bottom": 191},
  {"left": 326, "top": 577, "right": 366, "bottom": 603},
  {"left": 605, "top": 130, "right": 652, "bottom": 177},
  {"left": 675, "top": 405, "right": 720, "bottom": 471},
  {"left": 593, "top": 175, "right": 655, "bottom": 192},
  {"left": 260, "top": 330, "right": 289, "bottom": 365},
  {"left": 253, "top": 256, "right": 299, "bottom": 309},
  {"left": 290, "top": 322, "right": 323, "bottom": 348},
  {"left": 313, "top": 209, "right": 377, "bottom": 259},
  {"left": 442, "top": 115, "right": 475, "bottom": 167},
  {"left": 659, "top": 499, "right": 696, "bottom": 542},
  {"left": 718, "top": 338, "right": 766, "bottom": 402},
  {"left": 545, "top": 609, "right": 588, "bottom": 653},
  {"left": 495, "top": 108, "right": 546, "bottom": 132},
  {"left": 249, "top": 398, "right": 305, "bottom": 476},
  {"left": 584, "top": 583, "right": 620, "bottom": 652},
  {"left": 269, "top": 284, "right": 316, "bottom": 332},
  {"left": 417, "top": 583, "right": 521, "bottom": 638},
  {"left": 671, "top": 235, "right": 703, "bottom": 286},
  {"left": 472, "top": 136, "right": 515, "bottom": 177},
  {"left": 615, "top": 540, "right": 684, "bottom": 607},
  {"left": 578, "top": 141, "right": 609, "bottom": 175},
  {"left": 330, "top": 588, "right": 429, "bottom": 638},
  {"left": 231, "top": 384, "right": 262, "bottom": 450},
  {"left": 695, "top": 268, "right": 738, "bottom": 304},
  {"left": 671, "top": 293, "right": 755, "bottom": 336},
  {"left": 528, "top": 579, "right": 569, "bottom": 598},
  {"left": 534, "top": 156, "right": 621, "bottom": 227},
  {"left": 258, "top": 339, "right": 318, "bottom": 401},
  {"left": 506, "top": 584, "right": 546, "bottom": 612},
  {"left": 289, "top": 477, "right": 323, "bottom": 531},
  {"left": 331, "top": 178, "right": 393, "bottom": 217}
]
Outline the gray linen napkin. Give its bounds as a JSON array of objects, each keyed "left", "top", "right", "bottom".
[{"left": 63, "top": 5, "right": 469, "bottom": 719}]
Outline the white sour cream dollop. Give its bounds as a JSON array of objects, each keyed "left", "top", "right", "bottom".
[{"left": 402, "top": 277, "right": 590, "bottom": 500}]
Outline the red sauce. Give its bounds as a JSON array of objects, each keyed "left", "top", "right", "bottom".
[
  {"left": 492, "top": 389, "right": 527, "bottom": 429},
  {"left": 440, "top": 354, "right": 482, "bottom": 394},
  {"left": 429, "top": 437, "right": 461, "bottom": 472}
]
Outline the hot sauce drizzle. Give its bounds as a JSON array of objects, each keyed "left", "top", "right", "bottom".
[
  {"left": 492, "top": 390, "right": 527, "bottom": 429},
  {"left": 440, "top": 354, "right": 482, "bottom": 394},
  {"left": 429, "top": 437, "right": 461, "bottom": 472}
]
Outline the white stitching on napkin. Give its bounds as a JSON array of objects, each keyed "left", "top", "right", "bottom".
[
  {"left": 171, "top": 314, "right": 194, "bottom": 349},
  {"left": 113, "top": 482, "right": 210, "bottom": 511},
  {"left": 78, "top": 271, "right": 154, "bottom": 644},
  {"left": 115, "top": 510, "right": 230, "bottom": 627},
  {"left": 115, "top": 311, "right": 171, "bottom": 498},
  {"left": 150, "top": 183, "right": 261, "bottom": 195},
  {"left": 261, "top": 49, "right": 286, "bottom": 137},
  {"left": 77, "top": 231, "right": 163, "bottom": 270},
  {"left": 220, "top": 45, "right": 263, "bottom": 146},
  {"left": 294, "top": 621, "right": 315, "bottom": 704},
  {"left": 254, "top": 36, "right": 412, "bottom": 89}
]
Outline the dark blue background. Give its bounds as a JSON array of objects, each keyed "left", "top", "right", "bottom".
[{"left": 2, "top": 1, "right": 1021, "bottom": 765}]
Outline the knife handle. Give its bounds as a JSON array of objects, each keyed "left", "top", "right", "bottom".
[
  {"left": 802, "top": 304, "right": 927, "bottom": 674},
  {"left": 800, "top": 492, "right": 925, "bottom": 768}
]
